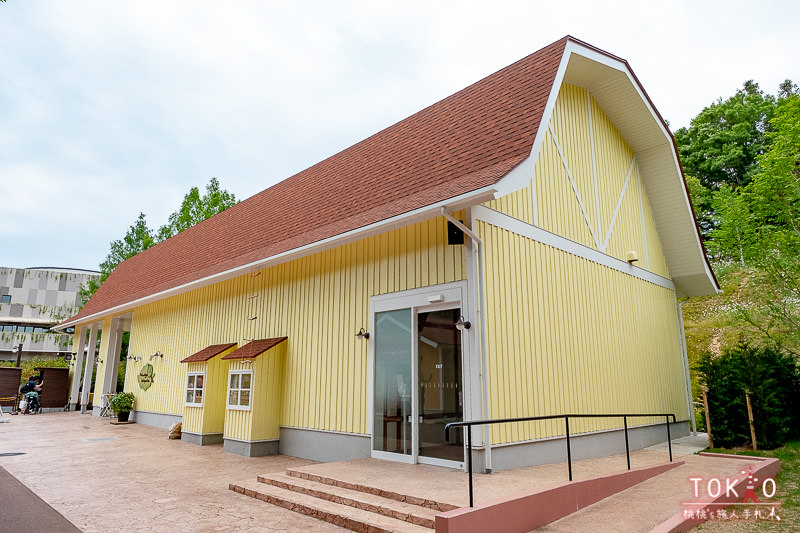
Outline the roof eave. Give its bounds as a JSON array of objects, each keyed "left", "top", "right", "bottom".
[{"left": 54, "top": 184, "right": 499, "bottom": 330}]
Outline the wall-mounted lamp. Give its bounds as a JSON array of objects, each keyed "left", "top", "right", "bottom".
[
  {"left": 127, "top": 355, "right": 141, "bottom": 362},
  {"left": 241, "top": 359, "right": 253, "bottom": 365},
  {"left": 455, "top": 316, "right": 472, "bottom": 331},
  {"left": 149, "top": 351, "right": 163, "bottom": 361},
  {"left": 626, "top": 250, "right": 639, "bottom": 264},
  {"left": 94, "top": 359, "right": 104, "bottom": 365},
  {"left": 355, "top": 327, "right": 370, "bottom": 340}
]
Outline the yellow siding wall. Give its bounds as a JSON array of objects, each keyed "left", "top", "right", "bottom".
[
  {"left": 223, "top": 342, "right": 287, "bottom": 442},
  {"left": 487, "top": 83, "right": 670, "bottom": 279},
  {"left": 484, "top": 186, "right": 534, "bottom": 226},
  {"left": 181, "top": 364, "right": 203, "bottom": 434},
  {"left": 121, "top": 215, "right": 466, "bottom": 435},
  {"left": 182, "top": 353, "right": 231, "bottom": 436},
  {"left": 480, "top": 221, "right": 686, "bottom": 444}
]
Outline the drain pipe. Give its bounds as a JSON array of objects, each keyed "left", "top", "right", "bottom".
[
  {"left": 441, "top": 207, "right": 493, "bottom": 473},
  {"left": 676, "top": 300, "right": 697, "bottom": 436}
]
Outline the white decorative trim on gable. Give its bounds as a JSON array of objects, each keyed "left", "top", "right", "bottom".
[{"left": 472, "top": 204, "right": 675, "bottom": 292}]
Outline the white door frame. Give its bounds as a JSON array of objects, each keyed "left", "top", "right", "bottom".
[{"left": 368, "top": 281, "right": 475, "bottom": 469}]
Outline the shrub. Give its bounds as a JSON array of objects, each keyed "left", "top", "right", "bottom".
[
  {"left": 0, "top": 355, "right": 70, "bottom": 387},
  {"left": 108, "top": 392, "right": 135, "bottom": 413},
  {"left": 695, "top": 344, "right": 800, "bottom": 449}
]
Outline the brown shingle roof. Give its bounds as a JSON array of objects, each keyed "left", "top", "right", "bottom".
[
  {"left": 221, "top": 338, "right": 287, "bottom": 360},
  {"left": 65, "top": 37, "right": 569, "bottom": 325},
  {"left": 180, "top": 342, "right": 237, "bottom": 363}
]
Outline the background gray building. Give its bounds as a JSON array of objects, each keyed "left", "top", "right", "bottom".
[{"left": 0, "top": 267, "right": 99, "bottom": 362}]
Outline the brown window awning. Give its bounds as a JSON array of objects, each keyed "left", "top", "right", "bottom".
[
  {"left": 180, "top": 342, "right": 238, "bottom": 363},
  {"left": 221, "top": 337, "right": 287, "bottom": 360}
]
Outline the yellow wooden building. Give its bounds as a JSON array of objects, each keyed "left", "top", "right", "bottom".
[{"left": 57, "top": 36, "right": 717, "bottom": 470}]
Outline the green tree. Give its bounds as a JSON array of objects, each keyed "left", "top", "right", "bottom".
[
  {"left": 733, "top": 95, "right": 800, "bottom": 352},
  {"left": 707, "top": 184, "right": 753, "bottom": 265},
  {"left": 79, "top": 213, "right": 155, "bottom": 302},
  {"left": 675, "top": 81, "right": 776, "bottom": 191},
  {"left": 684, "top": 174, "right": 713, "bottom": 235},
  {"left": 79, "top": 178, "right": 238, "bottom": 305},
  {"left": 156, "top": 177, "right": 238, "bottom": 241}
]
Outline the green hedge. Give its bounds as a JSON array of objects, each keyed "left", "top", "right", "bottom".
[{"left": 695, "top": 345, "right": 800, "bottom": 449}]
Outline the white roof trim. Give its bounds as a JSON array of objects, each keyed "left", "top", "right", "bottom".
[
  {"left": 496, "top": 38, "right": 718, "bottom": 297},
  {"left": 54, "top": 185, "right": 498, "bottom": 330}
]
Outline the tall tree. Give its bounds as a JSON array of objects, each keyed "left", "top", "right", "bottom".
[
  {"left": 79, "top": 178, "right": 238, "bottom": 305},
  {"left": 675, "top": 81, "right": 776, "bottom": 191},
  {"left": 707, "top": 184, "right": 753, "bottom": 265},
  {"left": 79, "top": 212, "right": 155, "bottom": 302},
  {"left": 156, "top": 177, "right": 238, "bottom": 240}
]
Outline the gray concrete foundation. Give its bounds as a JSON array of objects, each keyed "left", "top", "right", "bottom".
[
  {"left": 181, "top": 432, "right": 224, "bottom": 446},
  {"left": 279, "top": 426, "right": 370, "bottom": 462},
  {"left": 129, "top": 410, "right": 182, "bottom": 429},
  {"left": 223, "top": 438, "right": 279, "bottom": 457}
]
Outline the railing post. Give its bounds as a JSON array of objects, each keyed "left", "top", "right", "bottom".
[
  {"left": 565, "top": 417, "right": 572, "bottom": 481},
  {"left": 624, "top": 416, "right": 630, "bottom": 470},
  {"left": 666, "top": 415, "right": 672, "bottom": 462},
  {"left": 468, "top": 425, "right": 474, "bottom": 507}
]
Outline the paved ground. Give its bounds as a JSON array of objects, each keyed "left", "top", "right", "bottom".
[
  {"left": 0, "top": 412, "right": 347, "bottom": 533},
  {"left": 0, "top": 412, "right": 757, "bottom": 532}
]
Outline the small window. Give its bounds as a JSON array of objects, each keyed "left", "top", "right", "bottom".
[
  {"left": 0, "top": 295, "right": 10, "bottom": 304},
  {"left": 227, "top": 370, "right": 252, "bottom": 410},
  {"left": 185, "top": 372, "right": 205, "bottom": 406}
]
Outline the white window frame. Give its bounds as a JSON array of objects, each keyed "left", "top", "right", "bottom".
[
  {"left": 227, "top": 369, "right": 253, "bottom": 410},
  {"left": 185, "top": 371, "right": 205, "bottom": 407}
]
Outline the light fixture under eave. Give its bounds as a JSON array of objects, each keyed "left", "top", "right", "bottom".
[
  {"left": 241, "top": 359, "right": 253, "bottom": 365},
  {"left": 355, "top": 327, "right": 370, "bottom": 341},
  {"left": 455, "top": 316, "right": 472, "bottom": 331}
]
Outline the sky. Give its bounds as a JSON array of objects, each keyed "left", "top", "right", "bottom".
[{"left": 1, "top": 1, "right": 798, "bottom": 272}]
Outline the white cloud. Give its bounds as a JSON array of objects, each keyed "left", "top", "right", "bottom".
[{"left": 0, "top": 0, "right": 798, "bottom": 270}]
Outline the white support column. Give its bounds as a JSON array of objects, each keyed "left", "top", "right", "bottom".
[
  {"left": 102, "top": 318, "right": 125, "bottom": 397},
  {"left": 69, "top": 326, "right": 87, "bottom": 410},
  {"left": 80, "top": 323, "right": 99, "bottom": 414}
]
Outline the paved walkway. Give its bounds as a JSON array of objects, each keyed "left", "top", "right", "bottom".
[{"left": 0, "top": 412, "right": 753, "bottom": 532}]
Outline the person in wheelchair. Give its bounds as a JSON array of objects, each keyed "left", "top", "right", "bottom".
[{"left": 20, "top": 376, "right": 44, "bottom": 414}]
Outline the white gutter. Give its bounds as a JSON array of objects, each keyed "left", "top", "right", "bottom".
[
  {"left": 54, "top": 185, "right": 498, "bottom": 331},
  {"left": 441, "top": 207, "right": 493, "bottom": 474}
]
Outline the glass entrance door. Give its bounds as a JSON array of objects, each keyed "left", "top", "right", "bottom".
[
  {"left": 373, "top": 308, "right": 413, "bottom": 458},
  {"left": 417, "top": 309, "right": 464, "bottom": 463}
]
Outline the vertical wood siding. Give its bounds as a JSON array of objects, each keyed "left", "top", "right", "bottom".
[
  {"left": 490, "top": 83, "right": 670, "bottom": 280},
  {"left": 484, "top": 186, "right": 534, "bottom": 226},
  {"left": 480, "top": 220, "right": 686, "bottom": 444},
  {"left": 478, "top": 82, "right": 683, "bottom": 444},
  {"left": 120, "top": 215, "right": 466, "bottom": 435}
]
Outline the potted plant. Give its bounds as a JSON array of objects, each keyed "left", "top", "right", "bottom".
[{"left": 108, "top": 392, "right": 135, "bottom": 422}]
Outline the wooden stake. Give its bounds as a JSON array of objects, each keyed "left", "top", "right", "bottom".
[
  {"left": 745, "top": 390, "right": 757, "bottom": 451},
  {"left": 702, "top": 386, "right": 714, "bottom": 448}
]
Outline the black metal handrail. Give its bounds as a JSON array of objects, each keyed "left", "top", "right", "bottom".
[{"left": 445, "top": 412, "right": 677, "bottom": 507}]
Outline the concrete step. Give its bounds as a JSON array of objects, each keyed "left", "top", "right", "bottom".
[
  {"left": 285, "top": 468, "right": 458, "bottom": 512},
  {"left": 230, "top": 480, "right": 433, "bottom": 533},
  {"left": 258, "top": 472, "right": 438, "bottom": 529}
]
